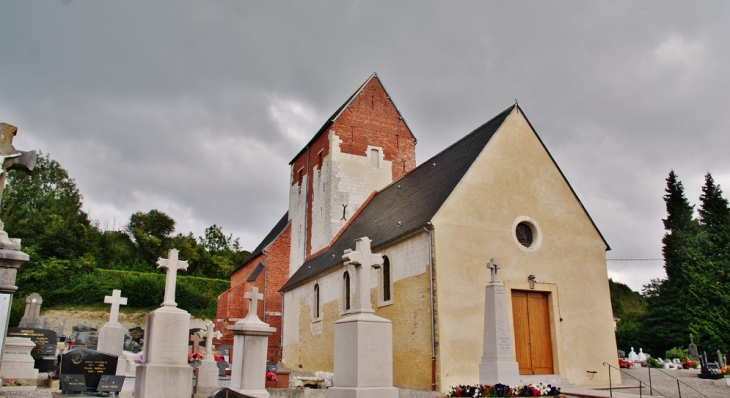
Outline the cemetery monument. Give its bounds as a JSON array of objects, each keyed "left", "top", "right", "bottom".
[
  {"left": 193, "top": 321, "right": 223, "bottom": 398},
  {"left": 328, "top": 237, "right": 398, "bottom": 398},
  {"left": 479, "top": 259, "right": 520, "bottom": 386},
  {"left": 0, "top": 123, "right": 37, "bottom": 363},
  {"left": 228, "top": 286, "right": 276, "bottom": 398},
  {"left": 97, "top": 289, "right": 128, "bottom": 375},
  {"left": 134, "top": 249, "right": 193, "bottom": 398}
]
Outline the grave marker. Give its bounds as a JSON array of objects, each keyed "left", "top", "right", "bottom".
[
  {"left": 328, "top": 237, "right": 397, "bottom": 398},
  {"left": 60, "top": 347, "right": 118, "bottom": 391},
  {"left": 18, "top": 293, "right": 42, "bottom": 328}
]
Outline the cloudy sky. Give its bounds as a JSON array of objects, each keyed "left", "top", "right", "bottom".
[{"left": 1, "top": 1, "right": 728, "bottom": 291}]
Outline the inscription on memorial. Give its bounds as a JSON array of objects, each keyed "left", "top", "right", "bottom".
[
  {"left": 7, "top": 327, "right": 58, "bottom": 346},
  {"left": 60, "top": 347, "right": 118, "bottom": 391}
]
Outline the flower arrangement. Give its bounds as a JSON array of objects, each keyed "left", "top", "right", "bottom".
[
  {"left": 447, "top": 383, "right": 561, "bottom": 397},
  {"left": 618, "top": 359, "right": 633, "bottom": 368},
  {"left": 188, "top": 352, "right": 203, "bottom": 365},
  {"left": 2, "top": 379, "right": 20, "bottom": 387},
  {"left": 266, "top": 371, "right": 277, "bottom": 382},
  {"left": 681, "top": 360, "right": 696, "bottom": 369}
]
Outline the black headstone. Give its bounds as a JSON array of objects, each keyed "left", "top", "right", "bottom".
[
  {"left": 61, "top": 347, "right": 118, "bottom": 391},
  {"left": 128, "top": 326, "right": 144, "bottom": 343},
  {"left": 97, "top": 375, "right": 125, "bottom": 393},
  {"left": 7, "top": 327, "right": 58, "bottom": 346},
  {"left": 61, "top": 374, "right": 87, "bottom": 393}
]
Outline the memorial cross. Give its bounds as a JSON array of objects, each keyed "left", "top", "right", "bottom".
[
  {"left": 0, "top": 123, "right": 37, "bottom": 202},
  {"left": 190, "top": 332, "right": 203, "bottom": 354},
  {"left": 244, "top": 287, "right": 264, "bottom": 320},
  {"left": 197, "top": 321, "right": 222, "bottom": 358},
  {"left": 156, "top": 249, "right": 189, "bottom": 307},
  {"left": 103, "top": 290, "right": 128, "bottom": 324},
  {"left": 487, "top": 258, "right": 500, "bottom": 283},
  {"left": 342, "top": 237, "right": 383, "bottom": 312}
]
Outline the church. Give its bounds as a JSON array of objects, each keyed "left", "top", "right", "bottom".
[{"left": 215, "top": 73, "right": 618, "bottom": 392}]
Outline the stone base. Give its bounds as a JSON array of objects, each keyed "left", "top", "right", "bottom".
[
  {"left": 479, "top": 361, "right": 520, "bottom": 386},
  {"left": 134, "top": 362, "right": 192, "bottom": 398},
  {"left": 0, "top": 385, "right": 37, "bottom": 392},
  {"left": 194, "top": 384, "right": 219, "bottom": 398},
  {"left": 232, "top": 388, "right": 269, "bottom": 398},
  {"left": 333, "top": 312, "right": 394, "bottom": 387},
  {"left": 327, "top": 386, "right": 398, "bottom": 398}
]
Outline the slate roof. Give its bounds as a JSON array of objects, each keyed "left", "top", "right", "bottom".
[
  {"left": 280, "top": 105, "right": 516, "bottom": 292},
  {"left": 231, "top": 212, "right": 289, "bottom": 275},
  {"left": 289, "top": 73, "right": 416, "bottom": 165}
]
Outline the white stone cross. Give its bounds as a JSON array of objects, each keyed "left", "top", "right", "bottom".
[
  {"left": 104, "top": 289, "right": 128, "bottom": 324},
  {"left": 197, "top": 321, "right": 223, "bottom": 359},
  {"left": 342, "top": 237, "right": 383, "bottom": 312},
  {"left": 190, "top": 332, "right": 203, "bottom": 354},
  {"left": 244, "top": 287, "right": 264, "bottom": 320},
  {"left": 157, "top": 249, "right": 189, "bottom": 307},
  {"left": 487, "top": 258, "right": 500, "bottom": 283}
]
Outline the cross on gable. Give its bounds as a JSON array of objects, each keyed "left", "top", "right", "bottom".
[
  {"left": 342, "top": 237, "right": 383, "bottom": 312},
  {"left": 487, "top": 258, "right": 500, "bottom": 283},
  {"left": 244, "top": 287, "right": 264, "bottom": 320},
  {"left": 104, "top": 289, "right": 128, "bottom": 324},
  {"left": 157, "top": 249, "right": 189, "bottom": 307}
]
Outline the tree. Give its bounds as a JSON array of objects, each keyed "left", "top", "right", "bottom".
[
  {"left": 125, "top": 209, "right": 176, "bottom": 267},
  {"left": 609, "top": 279, "right": 646, "bottom": 352},
  {"left": 1, "top": 153, "right": 95, "bottom": 260}
]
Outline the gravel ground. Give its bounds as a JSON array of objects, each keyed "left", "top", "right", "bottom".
[{"left": 615, "top": 367, "right": 728, "bottom": 398}]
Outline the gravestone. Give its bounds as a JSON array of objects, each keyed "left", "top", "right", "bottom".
[
  {"left": 134, "top": 248, "right": 193, "bottom": 398},
  {"left": 717, "top": 350, "right": 725, "bottom": 368},
  {"left": 194, "top": 321, "right": 224, "bottom": 398},
  {"left": 689, "top": 334, "right": 699, "bottom": 362},
  {"left": 6, "top": 327, "right": 58, "bottom": 372},
  {"left": 0, "top": 337, "right": 39, "bottom": 388},
  {"left": 328, "top": 237, "right": 397, "bottom": 398},
  {"left": 18, "top": 293, "right": 43, "bottom": 328},
  {"left": 60, "top": 374, "right": 86, "bottom": 393},
  {"left": 97, "top": 289, "right": 128, "bottom": 375},
  {"left": 229, "top": 286, "right": 276, "bottom": 398},
  {"left": 0, "top": 123, "right": 36, "bottom": 364},
  {"left": 637, "top": 348, "right": 647, "bottom": 361},
  {"left": 128, "top": 326, "right": 144, "bottom": 343},
  {"left": 190, "top": 329, "right": 203, "bottom": 354},
  {"left": 57, "top": 320, "right": 65, "bottom": 339},
  {"left": 628, "top": 347, "right": 638, "bottom": 361},
  {"left": 60, "top": 347, "right": 118, "bottom": 391},
  {"left": 479, "top": 259, "right": 520, "bottom": 386},
  {"left": 7, "top": 327, "right": 58, "bottom": 347}
]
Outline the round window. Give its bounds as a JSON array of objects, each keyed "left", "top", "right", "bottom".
[{"left": 515, "top": 222, "right": 534, "bottom": 248}]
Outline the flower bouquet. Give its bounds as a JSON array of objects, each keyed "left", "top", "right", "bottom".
[{"left": 447, "top": 383, "right": 561, "bottom": 397}]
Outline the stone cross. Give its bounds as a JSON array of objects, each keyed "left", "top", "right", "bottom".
[
  {"left": 197, "top": 321, "right": 222, "bottom": 358},
  {"left": 0, "top": 123, "right": 37, "bottom": 203},
  {"left": 244, "top": 287, "right": 264, "bottom": 320},
  {"left": 19, "top": 293, "right": 43, "bottom": 327},
  {"left": 342, "top": 237, "right": 383, "bottom": 312},
  {"left": 190, "top": 332, "right": 203, "bottom": 354},
  {"left": 487, "top": 258, "right": 500, "bottom": 283},
  {"left": 103, "top": 289, "right": 128, "bottom": 324},
  {"left": 156, "top": 249, "right": 189, "bottom": 307}
]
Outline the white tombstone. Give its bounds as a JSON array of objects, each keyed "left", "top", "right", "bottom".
[
  {"left": 479, "top": 259, "right": 520, "bottom": 386},
  {"left": 328, "top": 237, "right": 398, "bottom": 398},
  {"left": 193, "top": 321, "right": 223, "bottom": 398},
  {"left": 0, "top": 337, "right": 38, "bottom": 390},
  {"left": 97, "top": 289, "right": 129, "bottom": 376},
  {"left": 229, "top": 287, "right": 276, "bottom": 398},
  {"left": 134, "top": 249, "right": 193, "bottom": 398},
  {"left": 628, "top": 347, "right": 638, "bottom": 362},
  {"left": 638, "top": 348, "right": 647, "bottom": 362}
]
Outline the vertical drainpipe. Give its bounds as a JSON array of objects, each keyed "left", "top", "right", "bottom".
[{"left": 423, "top": 223, "right": 436, "bottom": 391}]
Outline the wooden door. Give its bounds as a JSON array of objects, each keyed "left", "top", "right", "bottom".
[{"left": 511, "top": 291, "right": 554, "bottom": 375}]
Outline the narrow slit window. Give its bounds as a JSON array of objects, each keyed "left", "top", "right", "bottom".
[
  {"left": 382, "top": 256, "right": 391, "bottom": 302},
  {"left": 343, "top": 271, "right": 351, "bottom": 311},
  {"left": 314, "top": 284, "right": 320, "bottom": 319}
]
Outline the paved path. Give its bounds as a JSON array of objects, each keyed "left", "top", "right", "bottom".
[{"left": 609, "top": 367, "right": 726, "bottom": 398}]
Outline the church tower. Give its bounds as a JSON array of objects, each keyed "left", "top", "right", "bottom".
[{"left": 287, "top": 74, "right": 416, "bottom": 275}]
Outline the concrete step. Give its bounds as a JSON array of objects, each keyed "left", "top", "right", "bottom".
[{"left": 519, "top": 374, "right": 575, "bottom": 388}]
